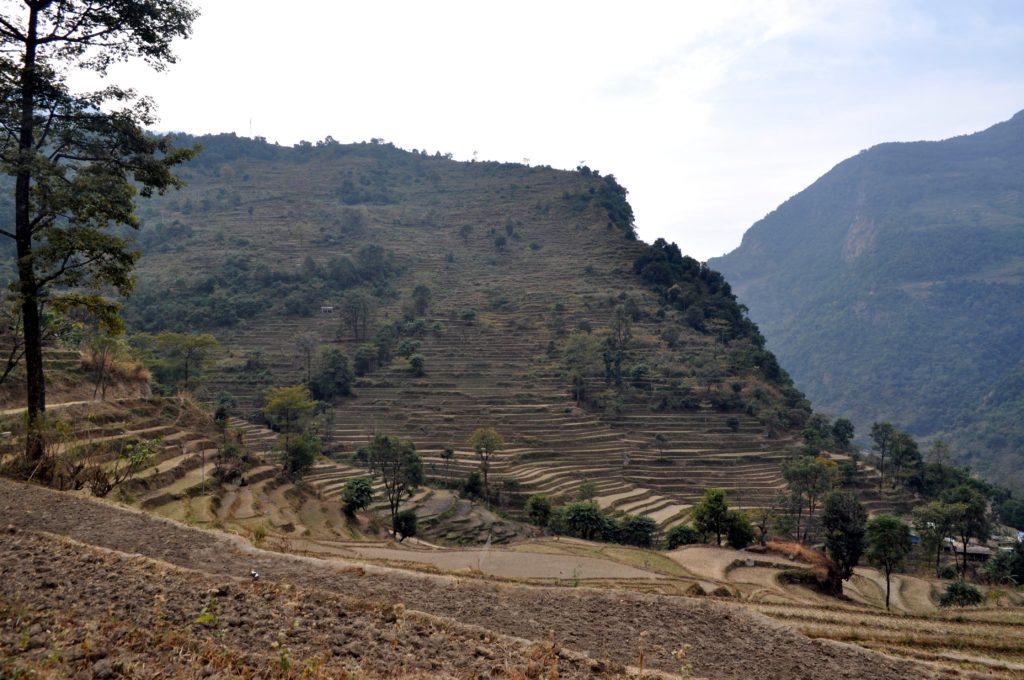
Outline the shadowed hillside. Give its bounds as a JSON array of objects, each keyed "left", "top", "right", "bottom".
[
  {"left": 711, "top": 110, "right": 1024, "bottom": 486},
  {"left": 123, "top": 134, "right": 817, "bottom": 528}
]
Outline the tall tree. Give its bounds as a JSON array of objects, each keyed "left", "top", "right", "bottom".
[
  {"left": 943, "top": 484, "right": 992, "bottom": 576},
  {"left": 866, "top": 514, "right": 913, "bottom": 610},
  {"left": 870, "top": 422, "right": 895, "bottom": 492},
  {"left": 262, "top": 385, "right": 316, "bottom": 446},
  {"left": 468, "top": 426, "right": 503, "bottom": 503},
  {"left": 782, "top": 456, "right": 838, "bottom": 542},
  {"left": 0, "top": 0, "right": 198, "bottom": 461},
  {"left": 602, "top": 305, "right": 632, "bottom": 387},
  {"left": 341, "top": 290, "right": 373, "bottom": 340},
  {"left": 912, "top": 500, "right": 959, "bottom": 578},
  {"left": 153, "top": 331, "right": 217, "bottom": 392},
  {"left": 821, "top": 490, "right": 867, "bottom": 584},
  {"left": 296, "top": 332, "right": 317, "bottom": 384},
  {"left": 692, "top": 487, "right": 730, "bottom": 546},
  {"left": 831, "top": 418, "right": 854, "bottom": 451},
  {"left": 369, "top": 433, "right": 423, "bottom": 530}
]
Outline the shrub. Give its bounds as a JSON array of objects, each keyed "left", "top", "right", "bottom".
[
  {"left": 665, "top": 524, "right": 703, "bottom": 549},
  {"left": 726, "top": 510, "right": 755, "bottom": 549},
  {"left": 353, "top": 343, "right": 378, "bottom": 376},
  {"left": 576, "top": 480, "right": 598, "bottom": 501},
  {"left": 525, "top": 494, "right": 552, "bottom": 527},
  {"left": 550, "top": 501, "right": 612, "bottom": 541},
  {"left": 308, "top": 348, "right": 353, "bottom": 400},
  {"left": 939, "top": 580, "right": 984, "bottom": 607},
  {"left": 393, "top": 509, "right": 417, "bottom": 542},
  {"left": 283, "top": 433, "right": 320, "bottom": 477},
  {"left": 726, "top": 417, "right": 740, "bottom": 433},
  {"left": 618, "top": 515, "right": 658, "bottom": 548},
  {"left": 398, "top": 339, "right": 420, "bottom": 358},
  {"left": 341, "top": 477, "right": 374, "bottom": 517},
  {"left": 409, "top": 354, "right": 425, "bottom": 376},
  {"left": 463, "top": 470, "right": 483, "bottom": 498}
]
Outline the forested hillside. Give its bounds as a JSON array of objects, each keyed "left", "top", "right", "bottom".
[
  {"left": 118, "top": 133, "right": 818, "bottom": 528},
  {"left": 711, "top": 110, "right": 1024, "bottom": 486}
]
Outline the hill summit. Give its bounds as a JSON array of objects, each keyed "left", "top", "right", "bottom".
[
  {"left": 711, "top": 110, "right": 1024, "bottom": 485},
  {"left": 124, "top": 133, "right": 814, "bottom": 528}
]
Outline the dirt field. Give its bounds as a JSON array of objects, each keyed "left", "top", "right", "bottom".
[{"left": 0, "top": 478, "right": 933, "bottom": 679}]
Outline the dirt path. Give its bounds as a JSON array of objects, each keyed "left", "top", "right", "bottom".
[
  {"left": 0, "top": 478, "right": 935, "bottom": 679},
  {"left": 348, "top": 545, "right": 666, "bottom": 580}
]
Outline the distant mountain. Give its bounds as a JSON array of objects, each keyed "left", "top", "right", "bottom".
[{"left": 711, "top": 111, "right": 1024, "bottom": 486}]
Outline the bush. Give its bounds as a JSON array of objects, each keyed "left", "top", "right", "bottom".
[
  {"left": 939, "top": 580, "right": 984, "bottom": 607},
  {"left": 308, "top": 348, "right": 353, "bottom": 400},
  {"left": 341, "top": 477, "right": 374, "bottom": 516},
  {"left": 463, "top": 470, "right": 483, "bottom": 498},
  {"left": 618, "top": 515, "right": 657, "bottom": 548},
  {"left": 726, "top": 417, "right": 740, "bottom": 433},
  {"left": 283, "top": 433, "right": 320, "bottom": 477},
  {"left": 726, "top": 510, "right": 755, "bottom": 549},
  {"left": 393, "top": 509, "right": 417, "bottom": 542},
  {"left": 550, "top": 501, "right": 612, "bottom": 541},
  {"left": 525, "top": 494, "right": 552, "bottom": 526},
  {"left": 353, "top": 343, "right": 378, "bottom": 376},
  {"left": 398, "top": 339, "right": 420, "bottom": 358},
  {"left": 665, "top": 524, "right": 703, "bottom": 549},
  {"left": 575, "top": 480, "right": 598, "bottom": 501},
  {"left": 409, "top": 353, "right": 425, "bottom": 377}
]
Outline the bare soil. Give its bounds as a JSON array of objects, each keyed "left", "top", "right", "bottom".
[{"left": 0, "top": 478, "right": 936, "bottom": 679}]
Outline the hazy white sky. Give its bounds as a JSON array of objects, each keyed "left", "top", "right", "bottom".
[{"left": 84, "top": 0, "right": 1024, "bottom": 260}]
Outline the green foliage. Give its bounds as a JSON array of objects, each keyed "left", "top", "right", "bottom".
[
  {"left": 575, "top": 480, "right": 598, "bottom": 501},
  {"left": 665, "top": 524, "right": 703, "bottom": 549},
  {"left": 408, "top": 353, "right": 425, "bottom": 377},
  {"left": 307, "top": 347, "right": 353, "bottom": 400},
  {"left": 563, "top": 174, "right": 636, "bottom": 238},
  {"left": 866, "top": 514, "right": 913, "bottom": 609},
  {"left": 462, "top": 470, "right": 483, "bottom": 498},
  {"left": 341, "top": 477, "right": 374, "bottom": 517},
  {"left": 692, "top": 488, "right": 731, "bottom": 546},
  {"left": 618, "top": 515, "right": 658, "bottom": 548},
  {"left": 549, "top": 501, "right": 612, "bottom": 541},
  {"left": 368, "top": 434, "right": 422, "bottom": 524},
  {"left": 282, "top": 433, "right": 320, "bottom": 477},
  {"left": 726, "top": 510, "right": 755, "bottom": 549},
  {"left": 913, "top": 500, "right": 959, "bottom": 577},
  {"left": 393, "top": 509, "right": 417, "bottom": 541},
  {"left": 411, "top": 284, "right": 431, "bottom": 315},
  {"left": 468, "top": 427, "right": 504, "bottom": 501},
  {"left": 943, "top": 484, "right": 993, "bottom": 574},
  {"left": 525, "top": 494, "right": 552, "bottom": 527},
  {"left": 983, "top": 541, "right": 1024, "bottom": 586},
  {"left": 262, "top": 386, "right": 317, "bottom": 440},
  {"left": 939, "top": 580, "right": 984, "bottom": 607},
  {"left": 127, "top": 248, "right": 394, "bottom": 331},
  {"left": 353, "top": 343, "right": 378, "bottom": 376},
  {"left": 821, "top": 491, "right": 867, "bottom": 580},
  {"left": 143, "top": 332, "right": 219, "bottom": 392}
]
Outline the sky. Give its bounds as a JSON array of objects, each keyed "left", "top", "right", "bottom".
[{"left": 78, "top": 0, "right": 1024, "bottom": 261}]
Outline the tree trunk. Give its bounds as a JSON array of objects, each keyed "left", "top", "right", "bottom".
[
  {"left": 884, "top": 568, "right": 891, "bottom": 610},
  {"left": 16, "top": 9, "right": 44, "bottom": 462}
]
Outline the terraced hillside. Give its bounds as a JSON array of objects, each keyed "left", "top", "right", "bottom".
[{"left": 126, "top": 136, "right": 825, "bottom": 526}]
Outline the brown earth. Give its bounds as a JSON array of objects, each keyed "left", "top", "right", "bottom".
[{"left": 0, "top": 478, "right": 937, "bottom": 679}]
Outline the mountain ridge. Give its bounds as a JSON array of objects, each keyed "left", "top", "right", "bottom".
[{"left": 711, "top": 109, "right": 1024, "bottom": 485}]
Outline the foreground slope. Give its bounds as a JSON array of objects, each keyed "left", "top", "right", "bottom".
[
  {"left": 0, "top": 478, "right": 945, "bottom": 679},
  {"left": 127, "top": 136, "right": 812, "bottom": 521},
  {"left": 711, "top": 111, "right": 1024, "bottom": 484}
]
